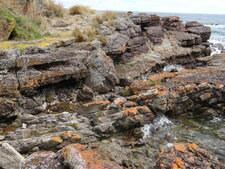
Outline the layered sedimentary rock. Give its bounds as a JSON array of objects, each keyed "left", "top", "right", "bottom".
[
  {"left": 156, "top": 143, "right": 223, "bottom": 169},
  {"left": 0, "top": 46, "right": 118, "bottom": 120},
  {"left": 22, "top": 144, "right": 122, "bottom": 169},
  {"left": 0, "top": 12, "right": 224, "bottom": 169}
]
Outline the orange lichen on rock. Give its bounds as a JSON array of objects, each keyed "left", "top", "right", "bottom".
[
  {"left": 199, "top": 93, "right": 211, "bottom": 101},
  {"left": 171, "top": 163, "right": 179, "bottom": 169},
  {"left": 71, "top": 134, "right": 82, "bottom": 143},
  {"left": 214, "top": 82, "right": 224, "bottom": 89},
  {"left": 137, "top": 105, "right": 150, "bottom": 114},
  {"left": 122, "top": 107, "right": 138, "bottom": 116},
  {"left": 184, "top": 83, "right": 199, "bottom": 92},
  {"left": 123, "top": 101, "right": 138, "bottom": 107},
  {"left": 89, "top": 100, "right": 110, "bottom": 105},
  {"left": 187, "top": 143, "right": 198, "bottom": 151},
  {"left": 130, "top": 80, "right": 152, "bottom": 93},
  {"left": 126, "top": 95, "right": 138, "bottom": 101},
  {"left": 174, "top": 158, "right": 184, "bottom": 167},
  {"left": 60, "top": 131, "right": 72, "bottom": 140},
  {"left": 64, "top": 144, "right": 122, "bottom": 169},
  {"left": 174, "top": 143, "right": 187, "bottom": 152},
  {"left": 50, "top": 136, "right": 63, "bottom": 144},
  {"left": 147, "top": 72, "right": 177, "bottom": 82},
  {"left": 170, "top": 91, "right": 178, "bottom": 98}
]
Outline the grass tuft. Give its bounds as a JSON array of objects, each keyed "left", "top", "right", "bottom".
[
  {"left": 149, "top": 81, "right": 162, "bottom": 86},
  {"left": 69, "top": 5, "right": 95, "bottom": 15},
  {"left": 42, "top": 0, "right": 64, "bottom": 18}
]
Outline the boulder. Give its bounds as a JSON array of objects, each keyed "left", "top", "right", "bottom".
[
  {"left": 155, "top": 143, "right": 224, "bottom": 169},
  {"left": 146, "top": 26, "right": 164, "bottom": 44},
  {"left": 84, "top": 49, "right": 119, "bottom": 93},
  {"left": 130, "top": 13, "right": 151, "bottom": 25},
  {"left": 78, "top": 100, "right": 110, "bottom": 117},
  {"left": 21, "top": 151, "right": 63, "bottom": 169},
  {"left": 170, "top": 31, "right": 202, "bottom": 47},
  {"left": 77, "top": 85, "right": 94, "bottom": 101},
  {"left": 0, "top": 49, "right": 20, "bottom": 72},
  {"left": 0, "top": 9, "right": 15, "bottom": 41},
  {"left": 185, "top": 21, "right": 203, "bottom": 27},
  {"left": 104, "top": 33, "right": 129, "bottom": 55},
  {"left": 162, "top": 16, "right": 185, "bottom": 31},
  {"left": 22, "top": 144, "right": 122, "bottom": 169},
  {"left": 0, "top": 143, "right": 25, "bottom": 169},
  {"left": 186, "top": 25, "right": 211, "bottom": 42}
]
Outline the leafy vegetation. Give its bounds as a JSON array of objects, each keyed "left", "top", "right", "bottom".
[
  {"left": 10, "top": 14, "right": 42, "bottom": 40},
  {"left": 149, "top": 81, "right": 162, "bottom": 86}
]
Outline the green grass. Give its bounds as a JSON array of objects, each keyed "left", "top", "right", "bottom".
[
  {"left": 11, "top": 14, "right": 42, "bottom": 40},
  {"left": 0, "top": 8, "right": 14, "bottom": 22},
  {"left": 66, "top": 123, "right": 77, "bottom": 128},
  {"left": 121, "top": 89, "right": 131, "bottom": 96},
  {"left": 149, "top": 81, "right": 162, "bottom": 86},
  {"left": 0, "top": 8, "right": 42, "bottom": 41},
  {"left": 17, "top": 46, "right": 26, "bottom": 54}
]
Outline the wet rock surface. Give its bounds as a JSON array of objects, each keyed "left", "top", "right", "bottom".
[{"left": 0, "top": 12, "right": 225, "bottom": 169}]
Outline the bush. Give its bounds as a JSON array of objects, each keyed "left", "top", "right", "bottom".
[
  {"left": 69, "top": 5, "right": 95, "bottom": 15},
  {"left": 94, "top": 11, "right": 117, "bottom": 24},
  {"left": 72, "top": 27, "right": 107, "bottom": 46},
  {"left": 42, "top": 0, "right": 64, "bottom": 17},
  {"left": 10, "top": 14, "right": 42, "bottom": 40},
  {"left": 72, "top": 27, "right": 97, "bottom": 42}
]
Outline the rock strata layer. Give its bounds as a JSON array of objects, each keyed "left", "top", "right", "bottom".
[{"left": 0, "top": 12, "right": 224, "bottom": 169}]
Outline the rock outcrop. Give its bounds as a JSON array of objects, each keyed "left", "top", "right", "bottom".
[
  {"left": 22, "top": 143, "right": 122, "bottom": 169},
  {"left": 0, "top": 143, "right": 25, "bottom": 169},
  {"left": 0, "top": 46, "right": 118, "bottom": 120},
  {"left": 0, "top": 12, "right": 224, "bottom": 169},
  {"left": 0, "top": 9, "right": 15, "bottom": 41},
  {"left": 155, "top": 143, "right": 224, "bottom": 169}
]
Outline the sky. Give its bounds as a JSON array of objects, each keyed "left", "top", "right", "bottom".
[{"left": 55, "top": 0, "right": 225, "bottom": 14}]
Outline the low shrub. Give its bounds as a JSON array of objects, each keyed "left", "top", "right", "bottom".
[
  {"left": 10, "top": 14, "right": 42, "bottom": 40},
  {"left": 42, "top": 0, "right": 64, "bottom": 17},
  {"left": 72, "top": 26, "right": 97, "bottom": 42},
  {"left": 94, "top": 11, "right": 117, "bottom": 24},
  {"left": 69, "top": 5, "right": 95, "bottom": 15}
]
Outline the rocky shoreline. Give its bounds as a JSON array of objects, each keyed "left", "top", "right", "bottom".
[{"left": 0, "top": 12, "right": 225, "bottom": 169}]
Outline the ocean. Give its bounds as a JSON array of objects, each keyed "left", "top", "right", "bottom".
[{"left": 148, "top": 12, "right": 225, "bottom": 54}]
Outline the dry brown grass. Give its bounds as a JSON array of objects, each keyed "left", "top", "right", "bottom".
[
  {"left": 72, "top": 26, "right": 107, "bottom": 46},
  {"left": 91, "top": 11, "right": 117, "bottom": 29},
  {"left": 94, "top": 11, "right": 117, "bottom": 24},
  {"left": 69, "top": 5, "right": 95, "bottom": 15},
  {"left": 42, "top": 0, "right": 65, "bottom": 17},
  {"left": 0, "top": 0, "right": 64, "bottom": 18},
  {"left": 72, "top": 27, "right": 96, "bottom": 42}
]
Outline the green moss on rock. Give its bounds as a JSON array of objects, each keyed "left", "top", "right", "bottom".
[
  {"left": 0, "top": 8, "right": 15, "bottom": 41},
  {"left": 0, "top": 7, "right": 42, "bottom": 41}
]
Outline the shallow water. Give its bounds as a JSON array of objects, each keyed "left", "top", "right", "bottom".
[{"left": 141, "top": 115, "right": 225, "bottom": 162}]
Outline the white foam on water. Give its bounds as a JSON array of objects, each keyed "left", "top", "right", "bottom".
[
  {"left": 210, "top": 116, "right": 223, "bottom": 123},
  {"left": 140, "top": 115, "right": 174, "bottom": 141},
  {"left": 206, "top": 24, "right": 225, "bottom": 29}
]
